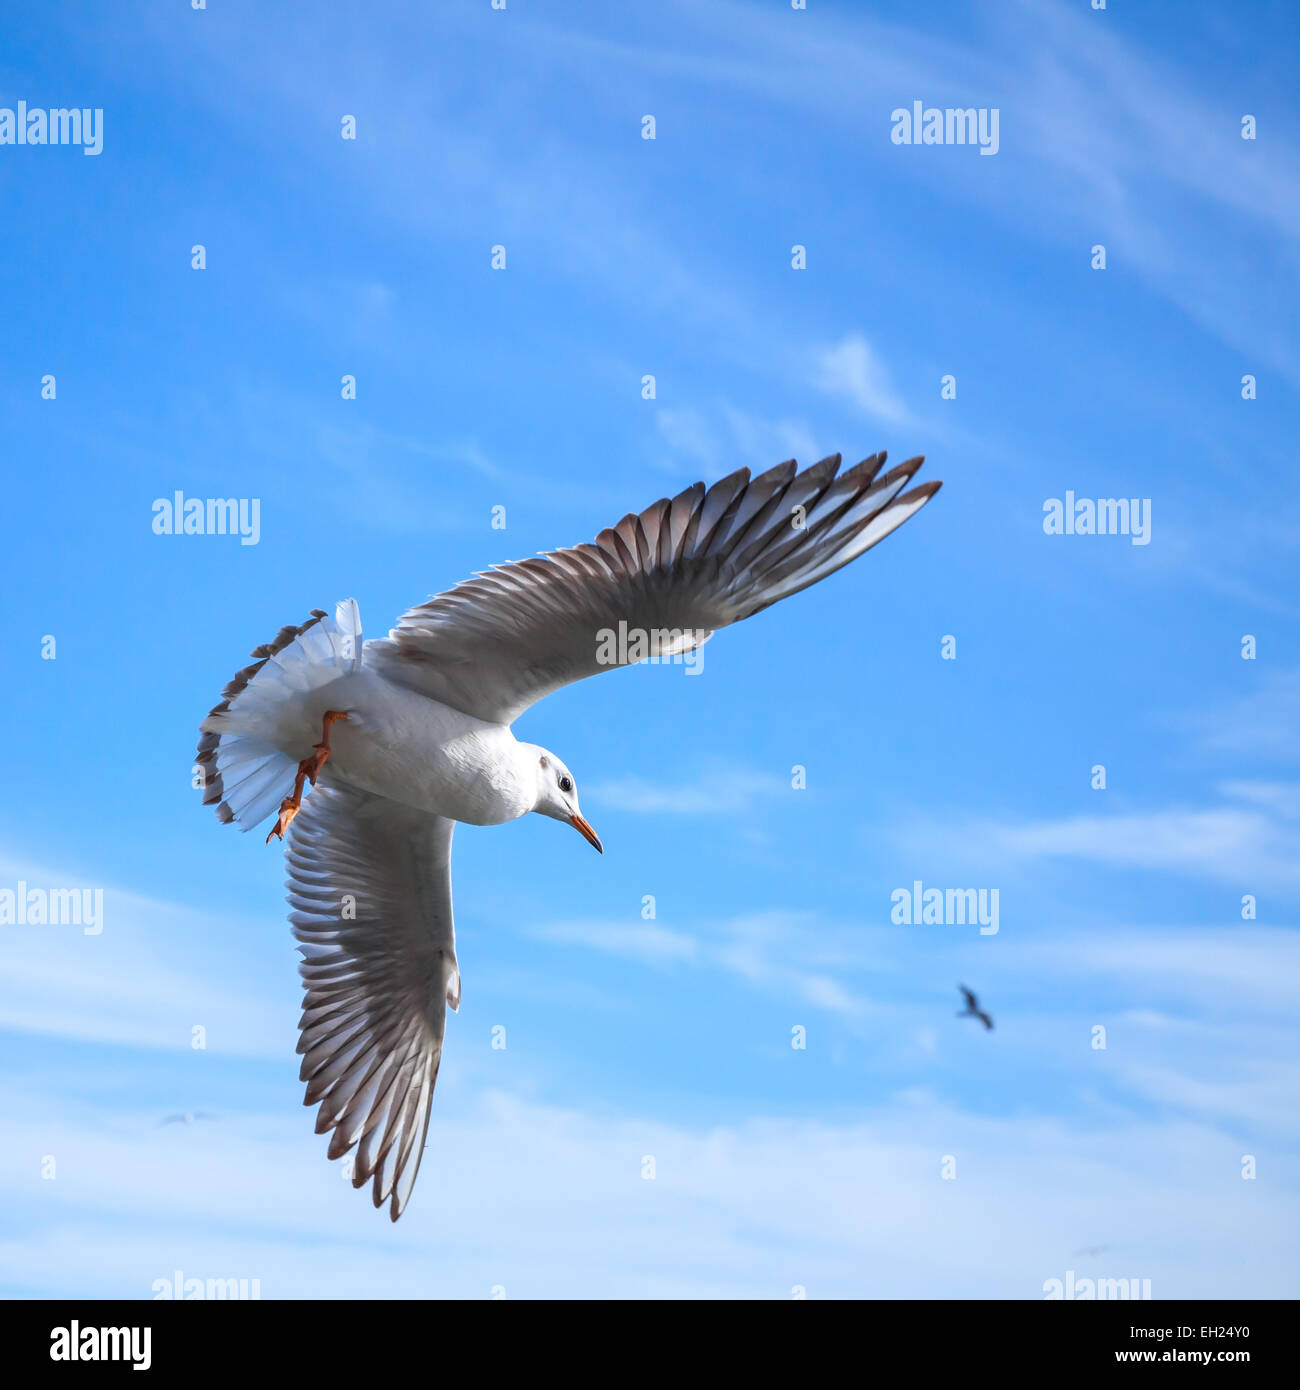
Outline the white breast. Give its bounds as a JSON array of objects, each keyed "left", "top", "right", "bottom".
[{"left": 312, "top": 669, "right": 533, "bottom": 825}]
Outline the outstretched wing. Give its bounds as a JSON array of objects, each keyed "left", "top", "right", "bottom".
[
  {"left": 368, "top": 452, "right": 939, "bottom": 725},
  {"left": 959, "top": 985, "right": 977, "bottom": 1011},
  {"left": 285, "top": 782, "right": 459, "bottom": 1221}
]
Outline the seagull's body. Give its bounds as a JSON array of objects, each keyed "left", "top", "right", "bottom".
[
  {"left": 195, "top": 451, "right": 940, "bottom": 1217},
  {"left": 957, "top": 984, "right": 994, "bottom": 1031},
  {"left": 300, "top": 669, "right": 538, "bottom": 827}
]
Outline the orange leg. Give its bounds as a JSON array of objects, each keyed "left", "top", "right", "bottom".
[{"left": 266, "top": 711, "right": 350, "bottom": 844}]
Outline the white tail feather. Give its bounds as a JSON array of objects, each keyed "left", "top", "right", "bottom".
[{"left": 196, "top": 601, "right": 363, "bottom": 831}]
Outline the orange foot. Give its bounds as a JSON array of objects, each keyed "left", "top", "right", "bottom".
[
  {"left": 266, "top": 791, "right": 303, "bottom": 844},
  {"left": 303, "top": 709, "right": 350, "bottom": 786},
  {"left": 266, "top": 710, "right": 351, "bottom": 844}
]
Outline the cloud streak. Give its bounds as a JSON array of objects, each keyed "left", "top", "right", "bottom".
[
  {"left": 4, "top": 1077, "right": 1295, "bottom": 1299},
  {"left": 814, "top": 334, "right": 911, "bottom": 427},
  {"left": 588, "top": 765, "right": 790, "bottom": 815}
]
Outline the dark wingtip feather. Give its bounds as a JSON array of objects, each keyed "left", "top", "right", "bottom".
[
  {"left": 877, "top": 454, "right": 926, "bottom": 489},
  {"left": 752, "top": 458, "right": 798, "bottom": 488},
  {"left": 841, "top": 451, "right": 887, "bottom": 483},
  {"left": 712, "top": 464, "right": 751, "bottom": 490},
  {"left": 897, "top": 478, "right": 942, "bottom": 504}
]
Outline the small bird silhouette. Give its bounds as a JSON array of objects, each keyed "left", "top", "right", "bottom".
[
  {"left": 957, "top": 985, "right": 993, "bottom": 1030},
  {"left": 158, "top": 1111, "right": 216, "bottom": 1127}
]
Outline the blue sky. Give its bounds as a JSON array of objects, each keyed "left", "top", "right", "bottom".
[{"left": 1, "top": 0, "right": 1297, "bottom": 1298}]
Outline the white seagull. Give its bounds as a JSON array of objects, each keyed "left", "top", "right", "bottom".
[{"left": 196, "top": 451, "right": 940, "bottom": 1218}]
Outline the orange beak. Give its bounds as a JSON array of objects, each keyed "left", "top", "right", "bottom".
[{"left": 569, "top": 813, "right": 603, "bottom": 854}]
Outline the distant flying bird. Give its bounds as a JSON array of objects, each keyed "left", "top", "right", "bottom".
[
  {"left": 195, "top": 451, "right": 940, "bottom": 1218},
  {"left": 158, "top": 1111, "right": 215, "bottom": 1127},
  {"left": 957, "top": 985, "right": 994, "bottom": 1030}
]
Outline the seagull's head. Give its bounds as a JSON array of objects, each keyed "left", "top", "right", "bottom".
[{"left": 526, "top": 746, "right": 603, "bottom": 853}]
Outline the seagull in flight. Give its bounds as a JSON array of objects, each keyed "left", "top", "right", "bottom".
[
  {"left": 195, "top": 451, "right": 940, "bottom": 1218},
  {"left": 957, "top": 985, "right": 994, "bottom": 1031}
]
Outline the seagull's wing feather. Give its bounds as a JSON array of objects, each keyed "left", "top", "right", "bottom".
[
  {"left": 369, "top": 452, "right": 940, "bottom": 724},
  {"left": 286, "top": 782, "right": 458, "bottom": 1221}
]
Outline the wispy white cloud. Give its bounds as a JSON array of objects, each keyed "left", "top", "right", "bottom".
[
  {"left": 588, "top": 764, "right": 789, "bottom": 815},
  {"left": 1179, "top": 671, "right": 1300, "bottom": 764},
  {"left": 0, "top": 853, "right": 286, "bottom": 1059},
  {"left": 1019, "top": 926, "right": 1300, "bottom": 1019},
  {"left": 535, "top": 908, "right": 877, "bottom": 1021},
  {"left": 814, "top": 333, "right": 911, "bottom": 427},
  {"left": 1217, "top": 780, "right": 1300, "bottom": 819},
  {"left": 892, "top": 683, "right": 1300, "bottom": 893},
  {"left": 654, "top": 405, "right": 824, "bottom": 478},
  {"left": 893, "top": 776, "right": 1300, "bottom": 892},
  {"left": 973, "top": 804, "right": 1300, "bottom": 889},
  {"left": 3, "top": 1077, "right": 1295, "bottom": 1298},
  {"left": 6, "top": 834, "right": 1297, "bottom": 1297},
  {"left": 719, "top": 405, "right": 823, "bottom": 472},
  {"left": 535, "top": 919, "right": 699, "bottom": 967}
]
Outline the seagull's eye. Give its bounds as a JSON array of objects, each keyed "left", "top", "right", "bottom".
[{"left": 558, "top": 775, "right": 573, "bottom": 794}]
